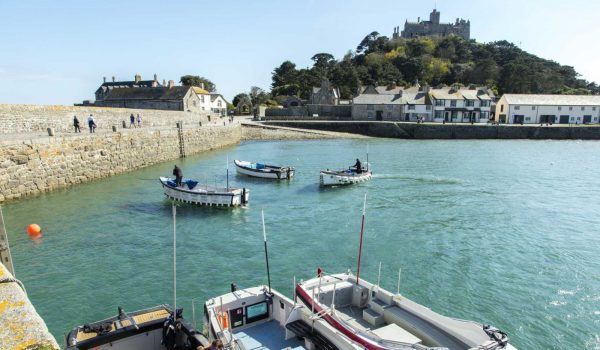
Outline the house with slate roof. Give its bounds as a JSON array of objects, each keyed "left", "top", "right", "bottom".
[
  {"left": 429, "top": 85, "right": 493, "bottom": 123},
  {"left": 95, "top": 74, "right": 161, "bottom": 101},
  {"left": 495, "top": 94, "right": 600, "bottom": 124},
  {"left": 95, "top": 85, "right": 202, "bottom": 113}
]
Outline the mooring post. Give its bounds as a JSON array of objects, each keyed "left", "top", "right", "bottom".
[{"left": 0, "top": 205, "right": 15, "bottom": 276}]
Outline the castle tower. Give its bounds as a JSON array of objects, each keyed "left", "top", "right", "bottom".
[{"left": 430, "top": 9, "right": 440, "bottom": 25}]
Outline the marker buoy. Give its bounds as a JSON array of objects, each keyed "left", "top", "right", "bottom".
[{"left": 27, "top": 224, "right": 41, "bottom": 236}]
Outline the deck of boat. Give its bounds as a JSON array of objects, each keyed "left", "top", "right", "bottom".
[{"left": 232, "top": 320, "right": 305, "bottom": 350}]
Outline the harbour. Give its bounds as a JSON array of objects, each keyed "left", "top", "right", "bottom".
[{"left": 3, "top": 138, "right": 600, "bottom": 349}]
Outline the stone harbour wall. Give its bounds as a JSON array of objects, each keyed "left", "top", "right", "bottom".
[
  {"left": 0, "top": 104, "right": 218, "bottom": 134},
  {"left": 0, "top": 125, "right": 241, "bottom": 203}
]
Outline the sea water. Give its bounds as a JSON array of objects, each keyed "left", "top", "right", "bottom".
[{"left": 3, "top": 139, "right": 600, "bottom": 349}]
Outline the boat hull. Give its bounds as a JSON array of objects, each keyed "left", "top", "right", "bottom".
[
  {"left": 159, "top": 177, "right": 249, "bottom": 207},
  {"left": 320, "top": 170, "right": 372, "bottom": 186},
  {"left": 234, "top": 160, "right": 294, "bottom": 180}
]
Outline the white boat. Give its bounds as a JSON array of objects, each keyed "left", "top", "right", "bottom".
[
  {"left": 234, "top": 160, "right": 295, "bottom": 180},
  {"left": 204, "top": 285, "right": 363, "bottom": 350},
  {"left": 65, "top": 305, "right": 208, "bottom": 350},
  {"left": 320, "top": 167, "right": 372, "bottom": 186},
  {"left": 296, "top": 271, "right": 516, "bottom": 350},
  {"left": 159, "top": 176, "right": 249, "bottom": 207}
]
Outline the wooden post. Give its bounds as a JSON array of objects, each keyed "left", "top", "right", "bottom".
[{"left": 0, "top": 205, "right": 15, "bottom": 276}]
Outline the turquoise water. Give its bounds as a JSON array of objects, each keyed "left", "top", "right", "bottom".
[{"left": 3, "top": 139, "right": 600, "bottom": 349}]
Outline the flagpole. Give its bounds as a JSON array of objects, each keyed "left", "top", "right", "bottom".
[
  {"left": 262, "top": 210, "right": 272, "bottom": 293},
  {"left": 356, "top": 193, "right": 367, "bottom": 285}
]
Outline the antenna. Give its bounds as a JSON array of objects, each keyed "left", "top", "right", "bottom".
[
  {"left": 262, "top": 210, "right": 272, "bottom": 293},
  {"left": 356, "top": 193, "right": 367, "bottom": 284},
  {"left": 172, "top": 203, "right": 177, "bottom": 314}
]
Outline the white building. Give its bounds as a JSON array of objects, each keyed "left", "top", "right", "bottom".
[
  {"left": 495, "top": 94, "right": 600, "bottom": 124},
  {"left": 192, "top": 86, "right": 212, "bottom": 112},
  {"left": 429, "top": 85, "right": 493, "bottom": 123},
  {"left": 210, "top": 94, "right": 228, "bottom": 116}
]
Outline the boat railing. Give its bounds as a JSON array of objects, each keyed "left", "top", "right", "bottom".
[{"left": 208, "top": 308, "right": 237, "bottom": 349}]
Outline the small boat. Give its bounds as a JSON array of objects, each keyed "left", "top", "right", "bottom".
[
  {"left": 234, "top": 160, "right": 295, "bottom": 180},
  {"left": 65, "top": 305, "right": 209, "bottom": 350},
  {"left": 204, "top": 284, "right": 362, "bottom": 350},
  {"left": 159, "top": 176, "right": 249, "bottom": 207},
  {"left": 296, "top": 272, "right": 515, "bottom": 350},
  {"left": 320, "top": 167, "right": 372, "bottom": 186}
]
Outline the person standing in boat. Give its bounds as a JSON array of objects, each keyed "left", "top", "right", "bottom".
[
  {"left": 354, "top": 158, "right": 362, "bottom": 174},
  {"left": 173, "top": 165, "right": 183, "bottom": 187}
]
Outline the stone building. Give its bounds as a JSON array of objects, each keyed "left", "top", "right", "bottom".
[
  {"left": 95, "top": 74, "right": 161, "bottom": 101},
  {"left": 310, "top": 81, "right": 340, "bottom": 105},
  {"left": 393, "top": 9, "right": 470, "bottom": 40},
  {"left": 95, "top": 85, "right": 202, "bottom": 113}
]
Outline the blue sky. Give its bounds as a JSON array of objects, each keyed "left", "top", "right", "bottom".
[{"left": 1, "top": 0, "right": 598, "bottom": 105}]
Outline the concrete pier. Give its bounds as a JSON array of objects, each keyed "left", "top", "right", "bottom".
[{"left": 0, "top": 263, "right": 60, "bottom": 350}]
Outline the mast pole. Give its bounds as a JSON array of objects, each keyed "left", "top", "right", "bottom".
[
  {"left": 356, "top": 193, "right": 367, "bottom": 285},
  {"left": 172, "top": 203, "right": 177, "bottom": 315},
  {"left": 262, "top": 210, "right": 272, "bottom": 293},
  {"left": 226, "top": 155, "right": 229, "bottom": 191}
]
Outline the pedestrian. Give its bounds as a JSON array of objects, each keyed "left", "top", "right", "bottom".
[
  {"left": 87, "top": 114, "right": 96, "bottom": 133},
  {"left": 173, "top": 165, "right": 183, "bottom": 187},
  {"left": 130, "top": 113, "right": 135, "bottom": 128},
  {"left": 73, "top": 115, "right": 81, "bottom": 133},
  {"left": 137, "top": 114, "right": 142, "bottom": 127}
]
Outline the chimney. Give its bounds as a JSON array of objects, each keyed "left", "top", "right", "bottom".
[
  {"left": 168, "top": 80, "right": 175, "bottom": 88},
  {"left": 154, "top": 73, "right": 157, "bottom": 81},
  {"left": 103, "top": 76, "right": 106, "bottom": 83},
  {"left": 162, "top": 79, "right": 166, "bottom": 86},
  {"left": 134, "top": 74, "right": 141, "bottom": 83},
  {"left": 112, "top": 76, "right": 115, "bottom": 82},
  {"left": 200, "top": 82, "right": 205, "bottom": 90},
  {"left": 418, "top": 17, "right": 420, "bottom": 23}
]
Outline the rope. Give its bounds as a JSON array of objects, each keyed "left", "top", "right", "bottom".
[{"left": 0, "top": 276, "right": 27, "bottom": 294}]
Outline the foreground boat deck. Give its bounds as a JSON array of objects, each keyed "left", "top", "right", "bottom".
[{"left": 233, "top": 320, "right": 305, "bottom": 350}]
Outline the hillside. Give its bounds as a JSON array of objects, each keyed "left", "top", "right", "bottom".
[{"left": 270, "top": 32, "right": 599, "bottom": 100}]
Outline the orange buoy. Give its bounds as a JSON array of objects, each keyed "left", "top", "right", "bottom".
[{"left": 27, "top": 224, "right": 41, "bottom": 236}]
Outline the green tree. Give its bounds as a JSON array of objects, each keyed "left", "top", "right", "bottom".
[
  {"left": 271, "top": 61, "right": 300, "bottom": 96},
  {"left": 180, "top": 75, "right": 216, "bottom": 92}
]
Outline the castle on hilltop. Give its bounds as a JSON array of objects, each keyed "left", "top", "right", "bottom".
[{"left": 393, "top": 9, "right": 470, "bottom": 40}]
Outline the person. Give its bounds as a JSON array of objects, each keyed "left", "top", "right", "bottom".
[
  {"left": 87, "top": 114, "right": 96, "bottom": 133},
  {"left": 207, "top": 340, "right": 219, "bottom": 350},
  {"left": 130, "top": 113, "right": 135, "bottom": 128},
  {"left": 173, "top": 165, "right": 183, "bottom": 187},
  {"left": 73, "top": 115, "right": 80, "bottom": 133},
  {"left": 137, "top": 114, "right": 142, "bottom": 127},
  {"left": 354, "top": 158, "right": 362, "bottom": 174}
]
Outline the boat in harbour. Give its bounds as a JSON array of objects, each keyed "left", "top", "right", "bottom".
[
  {"left": 234, "top": 160, "right": 295, "bottom": 180},
  {"left": 159, "top": 176, "right": 249, "bottom": 207},
  {"left": 65, "top": 305, "right": 209, "bottom": 350},
  {"left": 319, "top": 167, "right": 372, "bottom": 186},
  {"left": 296, "top": 271, "right": 515, "bottom": 350},
  {"left": 204, "top": 284, "right": 363, "bottom": 350}
]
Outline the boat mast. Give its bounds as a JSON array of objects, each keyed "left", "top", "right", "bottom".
[
  {"left": 172, "top": 203, "right": 177, "bottom": 314},
  {"left": 262, "top": 210, "right": 272, "bottom": 293},
  {"left": 226, "top": 155, "right": 229, "bottom": 191},
  {"left": 356, "top": 193, "right": 367, "bottom": 285}
]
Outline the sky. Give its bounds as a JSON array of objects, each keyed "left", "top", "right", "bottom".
[{"left": 0, "top": 0, "right": 599, "bottom": 105}]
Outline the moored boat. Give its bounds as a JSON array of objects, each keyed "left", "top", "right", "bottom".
[
  {"left": 234, "top": 160, "right": 295, "bottom": 180},
  {"left": 65, "top": 305, "right": 208, "bottom": 350},
  {"left": 296, "top": 271, "right": 515, "bottom": 350},
  {"left": 159, "top": 176, "right": 249, "bottom": 207},
  {"left": 320, "top": 167, "right": 372, "bottom": 186},
  {"left": 204, "top": 284, "right": 363, "bottom": 350}
]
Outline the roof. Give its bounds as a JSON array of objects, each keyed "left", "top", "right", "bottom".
[
  {"left": 210, "top": 94, "right": 228, "bottom": 104},
  {"left": 430, "top": 87, "right": 493, "bottom": 101},
  {"left": 102, "top": 87, "right": 191, "bottom": 101},
  {"left": 502, "top": 94, "right": 600, "bottom": 106},
  {"left": 96, "top": 80, "right": 159, "bottom": 94},
  {"left": 430, "top": 87, "right": 464, "bottom": 100},
  {"left": 192, "top": 86, "right": 210, "bottom": 95},
  {"left": 353, "top": 94, "right": 404, "bottom": 105},
  {"left": 403, "top": 90, "right": 429, "bottom": 105}
]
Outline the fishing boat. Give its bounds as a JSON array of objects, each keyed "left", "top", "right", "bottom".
[
  {"left": 296, "top": 195, "right": 516, "bottom": 350},
  {"left": 204, "top": 284, "right": 363, "bottom": 350},
  {"left": 65, "top": 305, "right": 209, "bottom": 350},
  {"left": 319, "top": 167, "right": 372, "bottom": 186},
  {"left": 159, "top": 177, "right": 249, "bottom": 207},
  {"left": 234, "top": 160, "right": 294, "bottom": 180}
]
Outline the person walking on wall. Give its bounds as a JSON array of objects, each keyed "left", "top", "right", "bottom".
[
  {"left": 173, "top": 165, "right": 183, "bottom": 187},
  {"left": 130, "top": 113, "right": 135, "bottom": 128},
  {"left": 73, "top": 115, "right": 81, "bottom": 133},
  {"left": 137, "top": 114, "right": 142, "bottom": 128},
  {"left": 87, "top": 114, "right": 97, "bottom": 133}
]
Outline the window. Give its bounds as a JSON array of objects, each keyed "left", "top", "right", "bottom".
[
  {"left": 514, "top": 106, "right": 521, "bottom": 110},
  {"left": 367, "top": 112, "right": 373, "bottom": 119},
  {"left": 367, "top": 105, "right": 374, "bottom": 111},
  {"left": 532, "top": 106, "right": 536, "bottom": 110},
  {"left": 201, "top": 96, "right": 205, "bottom": 103},
  {"left": 408, "top": 105, "right": 415, "bottom": 110},
  {"left": 525, "top": 117, "right": 531, "bottom": 121},
  {"left": 558, "top": 106, "right": 562, "bottom": 111},
  {"left": 569, "top": 106, "right": 573, "bottom": 111},
  {"left": 581, "top": 106, "right": 585, "bottom": 111},
  {"left": 435, "top": 110, "right": 444, "bottom": 118},
  {"left": 481, "top": 111, "right": 489, "bottom": 119},
  {"left": 435, "top": 99, "right": 445, "bottom": 106},
  {"left": 481, "top": 100, "right": 490, "bottom": 107},
  {"left": 450, "top": 100, "right": 457, "bottom": 107},
  {"left": 451, "top": 111, "right": 458, "bottom": 119},
  {"left": 500, "top": 105, "right": 504, "bottom": 112},
  {"left": 217, "top": 101, "right": 222, "bottom": 107},
  {"left": 593, "top": 107, "right": 597, "bottom": 111},
  {"left": 426, "top": 105, "right": 431, "bottom": 110},
  {"left": 466, "top": 100, "right": 475, "bottom": 107},
  {"left": 246, "top": 302, "right": 269, "bottom": 323}
]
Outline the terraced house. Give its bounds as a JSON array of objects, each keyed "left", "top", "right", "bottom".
[{"left": 495, "top": 94, "right": 600, "bottom": 124}]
